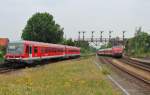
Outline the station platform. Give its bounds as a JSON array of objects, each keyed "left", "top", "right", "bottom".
[{"left": 130, "top": 57, "right": 150, "bottom": 64}]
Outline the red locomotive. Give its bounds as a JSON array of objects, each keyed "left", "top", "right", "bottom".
[
  {"left": 5, "top": 40, "right": 80, "bottom": 63},
  {"left": 97, "top": 46, "right": 123, "bottom": 58}
]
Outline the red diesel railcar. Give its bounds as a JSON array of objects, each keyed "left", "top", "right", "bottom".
[
  {"left": 5, "top": 40, "right": 80, "bottom": 63},
  {"left": 97, "top": 46, "right": 123, "bottom": 58}
]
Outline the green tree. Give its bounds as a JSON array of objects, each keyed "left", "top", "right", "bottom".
[
  {"left": 21, "top": 12, "right": 64, "bottom": 43},
  {"left": 125, "top": 28, "right": 150, "bottom": 57},
  {"left": 63, "top": 38, "right": 75, "bottom": 46}
]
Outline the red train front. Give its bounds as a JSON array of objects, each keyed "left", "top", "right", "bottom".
[
  {"left": 112, "top": 46, "right": 123, "bottom": 57},
  {"left": 5, "top": 40, "right": 80, "bottom": 63}
]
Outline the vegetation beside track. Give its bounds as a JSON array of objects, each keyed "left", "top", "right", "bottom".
[
  {"left": 0, "top": 46, "right": 6, "bottom": 63},
  {"left": 0, "top": 57, "right": 121, "bottom": 95},
  {"left": 125, "top": 27, "right": 150, "bottom": 58},
  {"left": 0, "top": 50, "right": 4, "bottom": 63}
]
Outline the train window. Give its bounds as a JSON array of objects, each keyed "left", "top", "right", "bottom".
[
  {"left": 47, "top": 48, "right": 49, "bottom": 52},
  {"left": 46, "top": 47, "right": 48, "bottom": 53},
  {"left": 54, "top": 48, "right": 56, "bottom": 52},
  {"left": 48, "top": 48, "right": 51, "bottom": 52},
  {"left": 34, "top": 47, "right": 38, "bottom": 53},
  {"left": 29, "top": 46, "right": 32, "bottom": 54},
  {"left": 41, "top": 48, "right": 44, "bottom": 53},
  {"left": 7, "top": 43, "right": 24, "bottom": 54},
  {"left": 59, "top": 48, "right": 61, "bottom": 52},
  {"left": 49, "top": 48, "right": 51, "bottom": 52},
  {"left": 45, "top": 48, "right": 47, "bottom": 53},
  {"left": 52, "top": 48, "right": 55, "bottom": 52},
  {"left": 61, "top": 49, "right": 63, "bottom": 52},
  {"left": 43, "top": 48, "right": 45, "bottom": 53},
  {"left": 55, "top": 48, "right": 57, "bottom": 52},
  {"left": 51, "top": 48, "right": 53, "bottom": 52}
]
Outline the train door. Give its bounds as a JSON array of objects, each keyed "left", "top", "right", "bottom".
[{"left": 29, "top": 46, "right": 32, "bottom": 58}]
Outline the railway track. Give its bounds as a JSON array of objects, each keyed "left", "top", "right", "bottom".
[
  {"left": 0, "top": 67, "right": 15, "bottom": 74},
  {"left": 99, "top": 56, "right": 150, "bottom": 84},
  {"left": 120, "top": 56, "right": 150, "bottom": 72},
  {"left": 0, "top": 64, "right": 15, "bottom": 74}
]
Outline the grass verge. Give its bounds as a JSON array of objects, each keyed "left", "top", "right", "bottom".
[{"left": 0, "top": 56, "right": 121, "bottom": 95}]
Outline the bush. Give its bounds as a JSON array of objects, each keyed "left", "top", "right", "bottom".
[
  {"left": 0, "top": 51, "right": 3, "bottom": 58},
  {"left": 0, "top": 46, "right": 6, "bottom": 62},
  {"left": 0, "top": 51, "right": 4, "bottom": 62}
]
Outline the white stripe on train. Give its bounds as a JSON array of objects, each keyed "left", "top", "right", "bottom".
[{"left": 6, "top": 54, "right": 80, "bottom": 61}]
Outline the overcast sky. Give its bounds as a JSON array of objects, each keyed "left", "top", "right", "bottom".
[{"left": 0, "top": 0, "right": 150, "bottom": 41}]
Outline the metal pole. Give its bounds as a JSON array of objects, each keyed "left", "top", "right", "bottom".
[
  {"left": 123, "top": 31, "right": 126, "bottom": 47},
  {"left": 83, "top": 31, "right": 85, "bottom": 41},
  {"left": 109, "top": 31, "right": 112, "bottom": 42},
  {"left": 91, "top": 31, "right": 94, "bottom": 42},
  {"left": 100, "top": 31, "right": 103, "bottom": 42},
  {"left": 105, "top": 38, "right": 107, "bottom": 47},
  {"left": 96, "top": 39, "right": 97, "bottom": 46},
  {"left": 78, "top": 31, "right": 80, "bottom": 41}
]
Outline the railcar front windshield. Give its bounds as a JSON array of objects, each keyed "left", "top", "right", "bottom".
[{"left": 7, "top": 43, "right": 24, "bottom": 54}]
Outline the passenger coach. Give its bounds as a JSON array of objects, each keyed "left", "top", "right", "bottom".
[{"left": 5, "top": 40, "right": 80, "bottom": 63}]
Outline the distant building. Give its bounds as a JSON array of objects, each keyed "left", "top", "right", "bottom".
[{"left": 0, "top": 38, "right": 9, "bottom": 47}]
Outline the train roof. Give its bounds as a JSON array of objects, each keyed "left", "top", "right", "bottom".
[
  {"left": 112, "top": 45, "right": 123, "bottom": 48},
  {"left": 9, "top": 40, "right": 80, "bottom": 49},
  {"left": 98, "top": 45, "right": 123, "bottom": 51},
  {"left": 98, "top": 48, "right": 112, "bottom": 51}
]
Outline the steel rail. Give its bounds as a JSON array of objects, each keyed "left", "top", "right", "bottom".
[
  {"left": 99, "top": 57, "right": 150, "bottom": 85},
  {"left": 120, "top": 57, "right": 150, "bottom": 72}
]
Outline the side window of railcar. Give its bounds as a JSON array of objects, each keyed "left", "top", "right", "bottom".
[
  {"left": 48, "top": 48, "right": 50, "bottom": 53},
  {"left": 45, "top": 47, "right": 47, "bottom": 53},
  {"left": 42, "top": 48, "right": 44, "bottom": 53},
  {"left": 44, "top": 48, "right": 46, "bottom": 53},
  {"left": 59, "top": 48, "right": 61, "bottom": 52},
  {"left": 46, "top": 48, "right": 48, "bottom": 53},
  {"left": 55, "top": 48, "right": 57, "bottom": 53},
  {"left": 41, "top": 48, "right": 43, "bottom": 53},
  {"left": 54, "top": 48, "right": 56, "bottom": 52},
  {"left": 34, "top": 47, "right": 38, "bottom": 53},
  {"left": 51, "top": 48, "right": 53, "bottom": 52}
]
